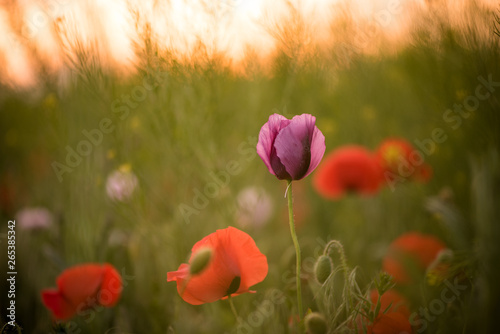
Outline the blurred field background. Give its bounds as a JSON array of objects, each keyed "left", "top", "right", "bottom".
[{"left": 1, "top": 0, "right": 500, "bottom": 333}]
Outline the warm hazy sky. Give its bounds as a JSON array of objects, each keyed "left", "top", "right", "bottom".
[{"left": 0, "top": 0, "right": 497, "bottom": 87}]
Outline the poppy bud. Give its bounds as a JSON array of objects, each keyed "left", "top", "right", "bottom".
[
  {"left": 305, "top": 312, "right": 328, "bottom": 334},
  {"left": 314, "top": 255, "right": 333, "bottom": 284},
  {"left": 189, "top": 247, "right": 213, "bottom": 275}
]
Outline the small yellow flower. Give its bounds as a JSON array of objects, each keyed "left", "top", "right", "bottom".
[
  {"left": 382, "top": 145, "right": 403, "bottom": 167},
  {"left": 119, "top": 163, "right": 132, "bottom": 173}
]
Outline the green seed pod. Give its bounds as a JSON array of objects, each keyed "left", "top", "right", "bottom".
[
  {"left": 314, "top": 255, "right": 333, "bottom": 284},
  {"left": 305, "top": 312, "right": 328, "bottom": 334},
  {"left": 189, "top": 247, "right": 213, "bottom": 275}
]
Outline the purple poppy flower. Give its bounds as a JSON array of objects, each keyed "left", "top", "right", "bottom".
[{"left": 257, "top": 114, "right": 326, "bottom": 180}]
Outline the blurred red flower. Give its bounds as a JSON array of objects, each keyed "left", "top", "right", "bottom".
[
  {"left": 366, "top": 289, "right": 412, "bottom": 334},
  {"left": 355, "top": 289, "right": 412, "bottom": 334},
  {"left": 383, "top": 232, "right": 446, "bottom": 284},
  {"left": 41, "top": 263, "right": 122, "bottom": 320},
  {"left": 312, "top": 146, "right": 381, "bottom": 199},
  {"left": 375, "top": 138, "right": 432, "bottom": 184},
  {"left": 167, "top": 226, "right": 268, "bottom": 305}
]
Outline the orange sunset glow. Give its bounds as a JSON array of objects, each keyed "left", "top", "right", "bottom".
[{"left": 0, "top": 0, "right": 497, "bottom": 87}]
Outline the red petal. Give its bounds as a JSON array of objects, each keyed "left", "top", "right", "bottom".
[
  {"left": 41, "top": 289, "right": 76, "bottom": 320},
  {"left": 376, "top": 138, "right": 414, "bottom": 173},
  {"left": 57, "top": 264, "right": 104, "bottom": 310},
  {"left": 383, "top": 232, "right": 446, "bottom": 284},
  {"left": 167, "top": 263, "right": 207, "bottom": 305},
  {"left": 167, "top": 263, "right": 190, "bottom": 282},
  {"left": 416, "top": 164, "right": 433, "bottom": 182},
  {"left": 222, "top": 227, "right": 268, "bottom": 293},
  {"left": 313, "top": 146, "right": 381, "bottom": 199},
  {"left": 169, "top": 227, "right": 268, "bottom": 305},
  {"left": 376, "top": 138, "right": 432, "bottom": 184},
  {"left": 176, "top": 233, "right": 237, "bottom": 305},
  {"left": 370, "top": 290, "right": 411, "bottom": 319},
  {"left": 383, "top": 256, "right": 413, "bottom": 284},
  {"left": 392, "top": 233, "right": 446, "bottom": 268},
  {"left": 313, "top": 151, "right": 344, "bottom": 198},
  {"left": 370, "top": 312, "right": 412, "bottom": 334},
  {"left": 183, "top": 257, "right": 235, "bottom": 305},
  {"left": 99, "top": 264, "right": 122, "bottom": 306}
]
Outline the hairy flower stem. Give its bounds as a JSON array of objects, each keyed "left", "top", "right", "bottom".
[
  {"left": 286, "top": 180, "right": 303, "bottom": 319},
  {"left": 324, "top": 240, "right": 353, "bottom": 311}
]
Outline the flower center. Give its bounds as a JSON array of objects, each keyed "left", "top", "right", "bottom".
[
  {"left": 383, "top": 146, "right": 403, "bottom": 168},
  {"left": 226, "top": 276, "right": 241, "bottom": 296}
]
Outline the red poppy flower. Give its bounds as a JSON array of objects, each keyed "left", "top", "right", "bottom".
[
  {"left": 370, "top": 289, "right": 411, "bottom": 318},
  {"left": 167, "top": 226, "right": 268, "bottom": 305},
  {"left": 375, "top": 138, "right": 432, "bottom": 183},
  {"left": 366, "top": 290, "right": 412, "bottom": 334},
  {"left": 355, "top": 290, "right": 412, "bottom": 334},
  {"left": 368, "top": 312, "right": 412, "bottom": 334},
  {"left": 41, "top": 263, "right": 122, "bottom": 320},
  {"left": 313, "top": 146, "right": 381, "bottom": 199},
  {"left": 383, "top": 232, "right": 446, "bottom": 284}
]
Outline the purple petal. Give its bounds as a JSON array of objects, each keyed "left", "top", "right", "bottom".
[
  {"left": 274, "top": 114, "right": 325, "bottom": 180},
  {"left": 256, "top": 114, "right": 291, "bottom": 177},
  {"left": 305, "top": 124, "right": 326, "bottom": 178}
]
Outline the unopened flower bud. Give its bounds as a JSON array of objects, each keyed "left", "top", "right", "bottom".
[
  {"left": 189, "top": 247, "right": 213, "bottom": 275},
  {"left": 314, "top": 255, "right": 333, "bottom": 284},
  {"left": 305, "top": 312, "right": 328, "bottom": 334}
]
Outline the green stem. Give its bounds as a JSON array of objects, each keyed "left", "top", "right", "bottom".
[
  {"left": 286, "top": 180, "right": 303, "bottom": 319},
  {"left": 324, "top": 240, "right": 353, "bottom": 311},
  {"left": 228, "top": 295, "right": 240, "bottom": 322}
]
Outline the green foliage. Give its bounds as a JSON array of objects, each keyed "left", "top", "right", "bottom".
[{"left": 0, "top": 2, "right": 499, "bottom": 333}]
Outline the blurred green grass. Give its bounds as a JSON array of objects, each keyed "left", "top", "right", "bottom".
[{"left": 0, "top": 3, "right": 500, "bottom": 333}]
